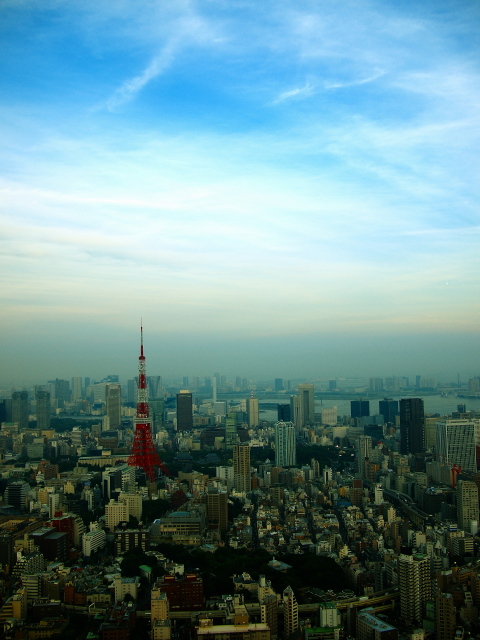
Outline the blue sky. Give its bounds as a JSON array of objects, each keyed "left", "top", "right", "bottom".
[{"left": 1, "top": 0, "right": 479, "bottom": 385}]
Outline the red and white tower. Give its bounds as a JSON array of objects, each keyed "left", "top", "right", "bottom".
[{"left": 128, "top": 326, "right": 169, "bottom": 481}]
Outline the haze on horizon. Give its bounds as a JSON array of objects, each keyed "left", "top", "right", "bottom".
[{"left": 1, "top": 1, "right": 479, "bottom": 388}]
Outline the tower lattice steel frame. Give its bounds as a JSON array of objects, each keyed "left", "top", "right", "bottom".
[{"left": 128, "top": 326, "right": 170, "bottom": 481}]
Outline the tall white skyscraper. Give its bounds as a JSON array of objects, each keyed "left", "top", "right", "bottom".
[
  {"left": 274, "top": 421, "right": 296, "bottom": 467},
  {"left": 436, "top": 419, "right": 476, "bottom": 472}
]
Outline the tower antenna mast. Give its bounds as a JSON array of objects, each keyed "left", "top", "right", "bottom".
[{"left": 128, "top": 324, "right": 170, "bottom": 480}]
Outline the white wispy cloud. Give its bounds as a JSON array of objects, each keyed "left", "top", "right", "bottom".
[
  {"left": 272, "top": 82, "right": 315, "bottom": 104},
  {"left": 324, "top": 70, "right": 385, "bottom": 90},
  {"left": 104, "top": 44, "right": 177, "bottom": 111}
]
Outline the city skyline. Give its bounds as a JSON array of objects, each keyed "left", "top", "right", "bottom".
[{"left": 1, "top": 1, "right": 479, "bottom": 385}]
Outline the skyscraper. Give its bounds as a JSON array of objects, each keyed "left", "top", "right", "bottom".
[
  {"left": 436, "top": 419, "right": 476, "bottom": 473},
  {"left": 147, "top": 376, "right": 162, "bottom": 399},
  {"left": 398, "top": 553, "right": 431, "bottom": 626},
  {"left": 283, "top": 586, "right": 299, "bottom": 639},
  {"left": 127, "top": 379, "right": 136, "bottom": 405},
  {"left": 356, "top": 435, "right": 372, "bottom": 479},
  {"left": 35, "top": 389, "right": 51, "bottom": 430},
  {"left": 274, "top": 378, "right": 284, "bottom": 391},
  {"left": 277, "top": 404, "right": 291, "bottom": 422},
  {"left": 379, "top": 398, "right": 399, "bottom": 424},
  {"left": 54, "top": 378, "right": 70, "bottom": 408},
  {"left": 247, "top": 395, "right": 259, "bottom": 428},
  {"left": 399, "top": 398, "right": 425, "bottom": 455},
  {"left": 457, "top": 480, "right": 479, "bottom": 532},
  {"left": 71, "top": 377, "right": 83, "bottom": 401},
  {"left": 297, "top": 384, "right": 315, "bottom": 426},
  {"left": 12, "top": 391, "right": 29, "bottom": 430},
  {"left": 225, "top": 412, "right": 237, "bottom": 448},
  {"left": 149, "top": 398, "right": 165, "bottom": 434},
  {"left": 351, "top": 400, "right": 370, "bottom": 419},
  {"left": 233, "top": 443, "right": 251, "bottom": 493},
  {"left": 106, "top": 383, "right": 122, "bottom": 429},
  {"left": 274, "top": 421, "right": 296, "bottom": 467},
  {"left": 176, "top": 391, "right": 193, "bottom": 431}
]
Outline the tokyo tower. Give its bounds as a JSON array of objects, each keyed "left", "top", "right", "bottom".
[{"left": 127, "top": 326, "right": 170, "bottom": 481}]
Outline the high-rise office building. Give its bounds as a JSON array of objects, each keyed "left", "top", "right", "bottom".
[
  {"left": 457, "top": 480, "right": 479, "bottom": 532},
  {"left": 127, "top": 379, "right": 136, "bottom": 405},
  {"left": 274, "top": 378, "right": 284, "bottom": 392},
  {"left": 399, "top": 398, "right": 425, "bottom": 455},
  {"left": 106, "top": 383, "right": 122, "bottom": 429},
  {"left": 274, "top": 421, "right": 296, "bottom": 467},
  {"left": 233, "top": 443, "right": 251, "bottom": 493},
  {"left": 176, "top": 391, "right": 193, "bottom": 431},
  {"left": 12, "top": 391, "right": 29, "bottom": 430},
  {"left": 290, "top": 395, "right": 299, "bottom": 428},
  {"left": 351, "top": 400, "right": 370, "bottom": 419},
  {"left": 247, "top": 395, "right": 259, "bottom": 428},
  {"left": 71, "top": 377, "right": 83, "bottom": 401},
  {"left": 297, "top": 384, "right": 315, "bottom": 426},
  {"left": 283, "top": 586, "right": 299, "bottom": 638},
  {"left": 148, "top": 376, "right": 162, "bottom": 399},
  {"left": 398, "top": 553, "right": 431, "bottom": 626},
  {"left": 225, "top": 413, "right": 237, "bottom": 448},
  {"left": 277, "top": 404, "right": 291, "bottom": 422},
  {"left": 35, "top": 389, "right": 51, "bottom": 430},
  {"left": 356, "top": 435, "right": 372, "bottom": 479},
  {"left": 436, "top": 419, "right": 476, "bottom": 473},
  {"left": 149, "top": 398, "right": 165, "bottom": 434},
  {"left": 0, "top": 398, "right": 13, "bottom": 423},
  {"left": 379, "top": 398, "right": 399, "bottom": 424},
  {"left": 54, "top": 379, "right": 70, "bottom": 408}
]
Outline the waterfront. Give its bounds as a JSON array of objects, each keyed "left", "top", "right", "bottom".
[{"left": 260, "top": 394, "right": 480, "bottom": 421}]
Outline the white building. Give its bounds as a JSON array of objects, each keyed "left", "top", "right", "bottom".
[
  {"left": 321, "top": 406, "right": 337, "bottom": 426},
  {"left": 119, "top": 492, "right": 143, "bottom": 521},
  {"left": 105, "top": 499, "right": 129, "bottom": 530},
  {"left": 435, "top": 419, "right": 476, "bottom": 473},
  {"left": 48, "top": 493, "right": 60, "bottom": 518},
  {"left": 114, "top": 576, "right": 139, "bottom": 602},
  {"left": 82, "top": 528, "right": 107, "bottom": 557}
]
